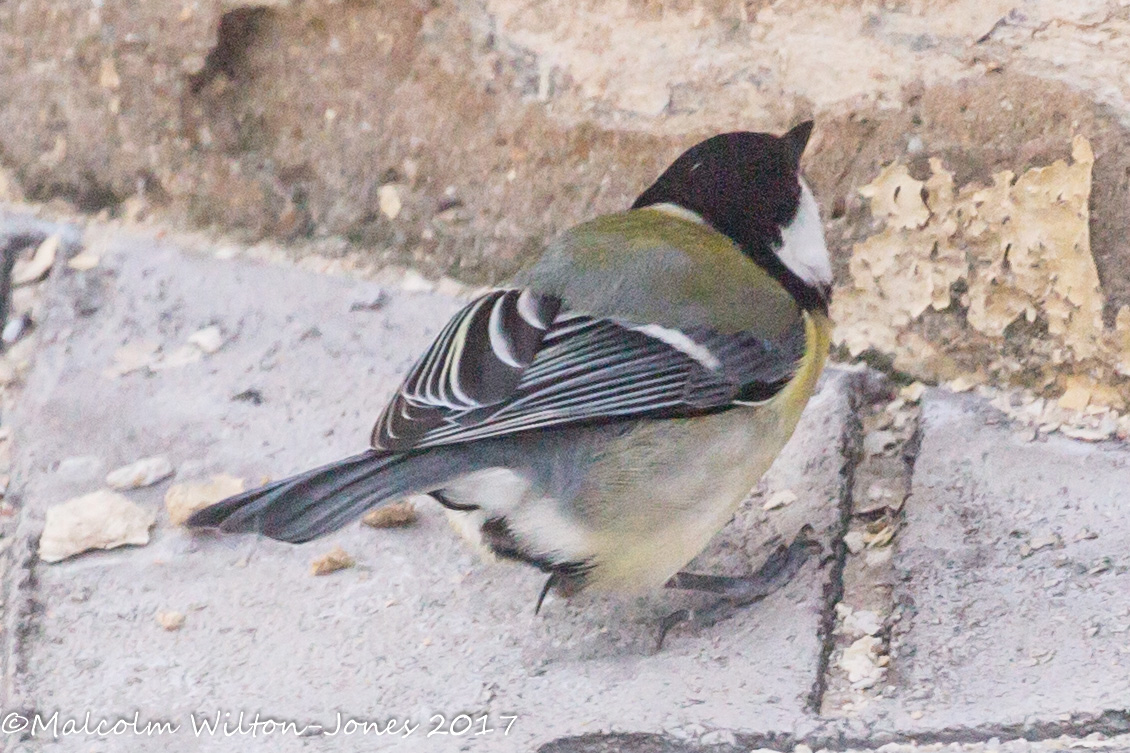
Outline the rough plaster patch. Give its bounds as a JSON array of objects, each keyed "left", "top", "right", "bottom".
[
  {"left": 833, "top": 136, "right": 1129, "bottom": 405},
  {"left": 487, "top": 0, "right": 976, "bottom": 123}
]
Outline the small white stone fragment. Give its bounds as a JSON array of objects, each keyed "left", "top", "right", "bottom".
[
  {"left": 864, "top": 523, "right": 896, "bottom": 548},
  {"left": 1, "top": 314, "right": 30, "bottom": 345},
  {"left": 66, "top": 251, "right": 100, "bottom": 271},
  {"left": 1058, "top": 382, "right": 1092, "bottom": 411},
  {"left": 378, "top": 184, "right": 402, "bottom": 220},
  {"left": 665, "top": 723, "right": 706, "bottom": 741},
  {"left": 948, "top": 375, "right": 978, "bottom": 393},
  {"left": 1025, "top": 533, "right": 1063, "bottom": 554},
  {"left": 844, "top": 530, "right": 867, "bottom": 554},
  {"left": 400, "top": 269, "right": 435, "bottom": 293},
  {"left": 187, "top": 325, "right": 224, "bottom": 354},
  {"left": 349, "top": 285, "right": 388, "bottom": 312},
  {"left": 843, "top": 609, "right": 883, "bottom": 637},
  {"left": 899, "top": 381, "right": 927, "bottom": 402},
  {"left": 1060, "top": 425, "right": 1113, "bottom": 442},
  {"left": 107, "top": 340, "right": 160, "bottom": 377},
  {"left": 763, "top": 489, "right": 798, "bottom": 511},
  {"left": 699, "top": 730, "right": 736, "bottom": 746},
  {"left": 839, "top": 635, "right": 885, "bottom": 687},
  {"left": 150, "top": 344, "right": 202, "bottom": 370},
  {"left": 39, "top": 490, "right": 156, "bottom": 563},
  {"left": 106, "top": 456, "right": 175, "bottom": 490},
  {"left": 311, "top": 546, "right": 355, "bottom": 576},
  {"left": 155, "top": 610, "right": 186, "bottom": 631},
  {"left": 165, "top": 474, "right": 245, "bottom": 526},
  {"left": 361, "top": 500, "right": 418, "bottom": 528},
  {"left": 13, "top": 235, "right": 59, "bottom": 286}
]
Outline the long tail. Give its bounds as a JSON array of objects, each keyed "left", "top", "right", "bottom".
[{"left": 185, "top": 449, "right": 466, "bottom": 543}]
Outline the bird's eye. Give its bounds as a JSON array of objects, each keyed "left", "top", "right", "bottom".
[{"left": 690, "top": 162, "right": 702, "bottom": 172}]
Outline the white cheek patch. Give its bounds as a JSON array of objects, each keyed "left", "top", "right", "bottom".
[{"left": 777, "top": 179, "right": 832, "bottom": 288}]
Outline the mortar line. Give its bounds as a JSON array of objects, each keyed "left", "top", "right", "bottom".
[
  {"left": 0, "top": 534, "right": 17, "bottom": 706},
  {"left": 1, "top": 516, "right": 41, "bottom": 711},
  {"left": 735, "top": 707, "right": 1130, "bottom": 752},
  {"left": 807, "top": 369, "right": 865, "bottom": 714},
  {"left": 0, "top": 223, "right": 78, "bottom": 713},
  {"left": 539, "top": 709, "right": 1130, "bottom": 753}
]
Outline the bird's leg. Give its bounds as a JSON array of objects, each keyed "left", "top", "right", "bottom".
[
  {"left": 656, "top": 525, "right": 821, "bottom": 649},
  {"left": 666, "top": 526, "right": 819, "bottom": 598}
]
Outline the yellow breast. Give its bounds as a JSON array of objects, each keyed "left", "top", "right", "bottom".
[{"left": 575, "top": 311, "right": 832, "bottom": 590}]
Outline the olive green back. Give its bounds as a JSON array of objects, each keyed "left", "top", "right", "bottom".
[{"left": 517, "top": 210, "right": 800, "bottom": 338}]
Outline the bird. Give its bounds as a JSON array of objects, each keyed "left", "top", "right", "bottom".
[{"left": 188, "top": 121, "right": 833, "bottom": 641}]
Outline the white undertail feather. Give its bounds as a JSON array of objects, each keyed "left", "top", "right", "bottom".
[{"left": 776, "top": 179, "right": 832, "bottom": 288}]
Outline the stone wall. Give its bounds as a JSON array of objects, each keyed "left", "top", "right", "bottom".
[{"left": 1, "top": 0, "right": 1128, "bottom": 406}]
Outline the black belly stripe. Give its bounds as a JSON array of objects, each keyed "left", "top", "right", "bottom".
[
  {"left": 479, "top": 516, "right": 596, "bottom": 596},
  {"left": 480, "top": 516, "right": 557, "bottom": 572}
]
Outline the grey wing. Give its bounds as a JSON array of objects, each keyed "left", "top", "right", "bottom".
[{"left": 371, "top": 289, "right": 806, "bottom": 452}]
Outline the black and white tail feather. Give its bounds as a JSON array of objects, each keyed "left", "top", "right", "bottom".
[
  {"left": 187, "top": 287, "right": 805, "bottom": 542},
  {"left": 187, "top": 449, "right": 474, "bottom": 543}
]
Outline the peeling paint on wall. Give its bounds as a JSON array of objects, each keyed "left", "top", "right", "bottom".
[{"left": 834, "top": 136, "right": 1130, "bottom": 410}]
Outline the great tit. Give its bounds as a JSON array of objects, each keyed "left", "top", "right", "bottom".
[{"left": 188, "top": 122, "right": 833, "bottom": 620}]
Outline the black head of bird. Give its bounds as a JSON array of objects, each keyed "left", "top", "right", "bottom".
[{"left": 632, "top": 121, "right": 829, "bottom": 311}]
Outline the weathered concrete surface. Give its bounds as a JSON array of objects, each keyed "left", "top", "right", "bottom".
[
  {"left": 1, "top": 226, "right": 858, "bottom": 752},
  {"left": 6, "top": 212, "right": 1130, "bottom": 753},
  {"left": 538, "top": 733, "right": 1130, "bottom": 753},
  {"left": 871, "top": 392, "right": 1130, "bottom": 733}
]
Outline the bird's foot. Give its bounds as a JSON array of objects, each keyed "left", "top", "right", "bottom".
[
  {"left": 656, "top": 525, "right": 821, "bottom": 649},
  {"left": 533, "top": 562, "right": 593, "bottom": 615},
  {"left": 535, "top": 572, "right": 571, "bottom": 615}
]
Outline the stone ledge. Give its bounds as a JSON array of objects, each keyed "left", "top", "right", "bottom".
[{"left": 2, "top": 225, "right": 860, "bottom": 752}]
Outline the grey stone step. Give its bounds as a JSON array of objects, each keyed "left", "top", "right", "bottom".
[
  {"left": 868, "top": 392, "right": 1130, "bottom": 734},
  {"left": 2, "top": 226, "right": 859, "bottom": 752}
]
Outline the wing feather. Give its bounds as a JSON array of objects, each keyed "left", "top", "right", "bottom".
[{"left": 372, "top": 288, "right": 805, "bottom": 452}]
